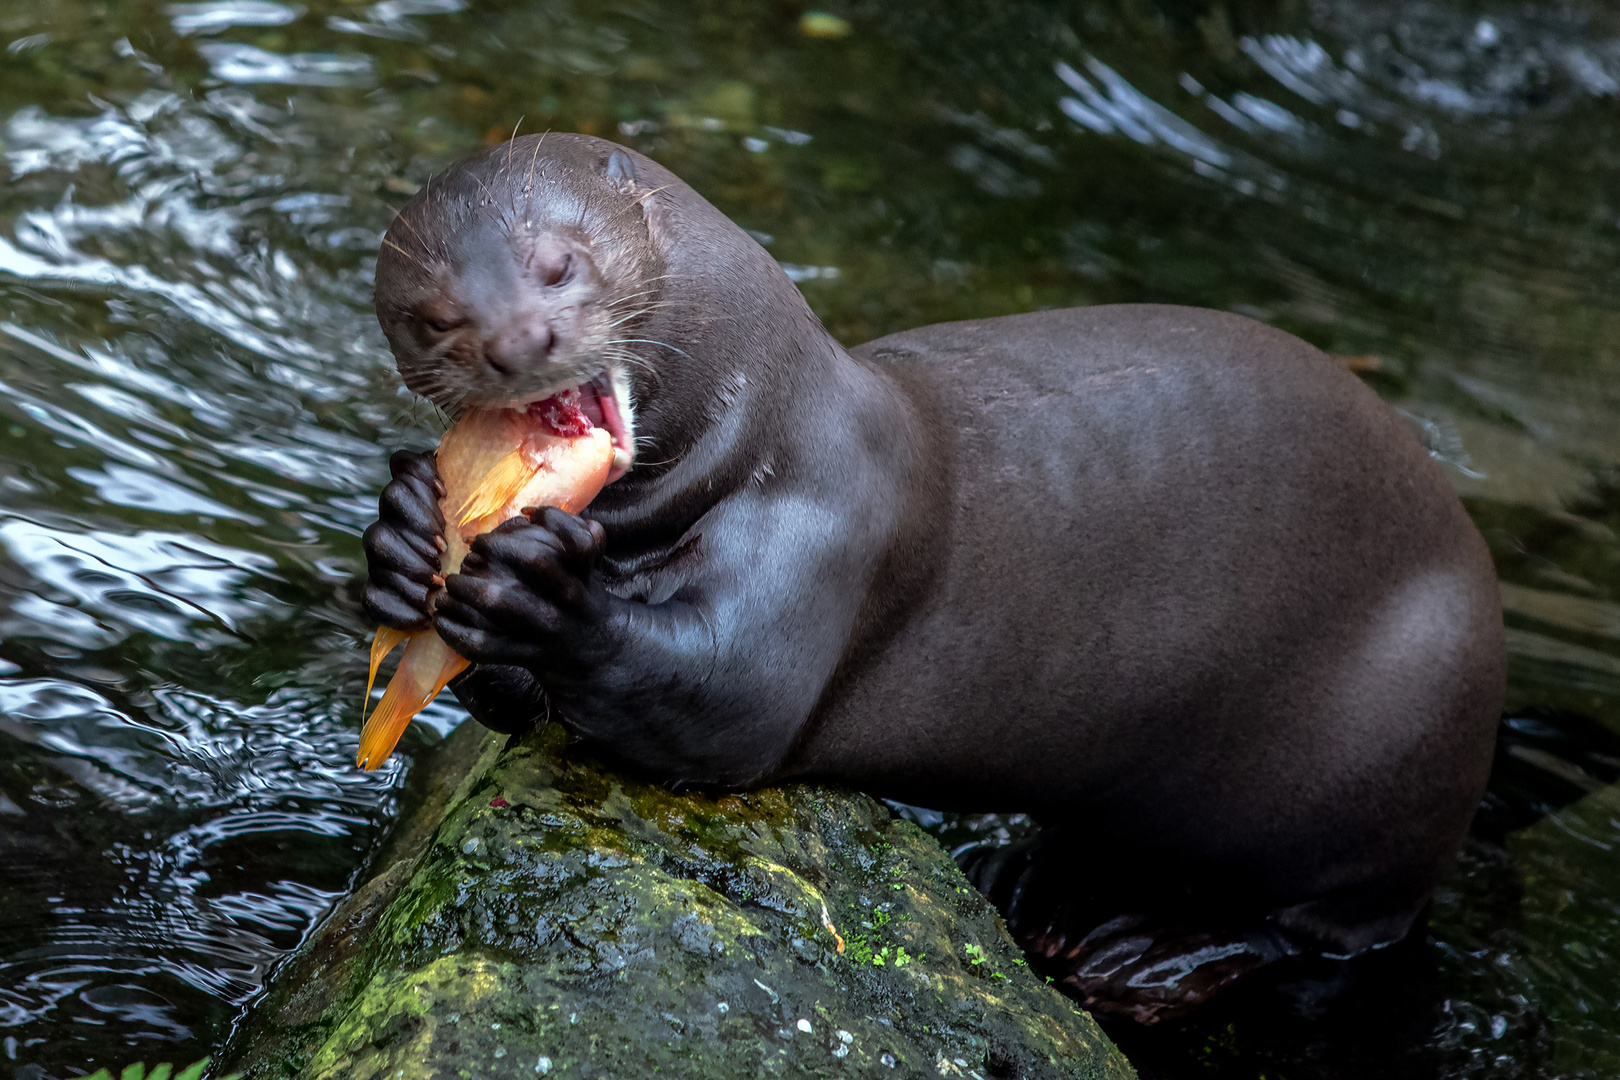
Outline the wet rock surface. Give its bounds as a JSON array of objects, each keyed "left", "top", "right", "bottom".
[{"left": 224, "top": 721, "right": 1133, "bottom": 1080}]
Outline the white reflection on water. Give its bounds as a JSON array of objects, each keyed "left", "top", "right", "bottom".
[
  {"left": 196, "top": 44, "right": 376, "bottom": 88},
  {"left": 0, "top": 520, "right": 280, "bottom": 645},
  {"left": 65, "top": 464, "right": 264, "bottom": 523},
  {"left": 1247, "top": 8, "right": 1620, "bottom": 124},
  {"left": 1056, "top": 57, "right": 1232, "bottom": 167},
  {"left": 328, "top": 0, "right": 468, "bottom": 41},
  {"left": 0, "top": 215, "right": 312, "bottom": 364},
  {"left": 165, "top": 2, "right": 305, "bottom": 37}
]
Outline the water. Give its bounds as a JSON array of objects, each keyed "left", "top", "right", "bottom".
[{"left": 0, "top": 0, "right": 1618, "bottom": 1076}]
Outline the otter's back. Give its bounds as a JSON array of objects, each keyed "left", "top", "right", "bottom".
[{"left": 809, "top": 305, "right": 1500, "bottom": 857}]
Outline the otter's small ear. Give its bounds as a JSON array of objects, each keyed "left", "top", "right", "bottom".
[{"left": 604, "top": 148, "right": 637, "bottom": 188}]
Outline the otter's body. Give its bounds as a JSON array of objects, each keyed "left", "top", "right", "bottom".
[{"left": 362, "top": 134, "right": 1504, "bottom": 1020}]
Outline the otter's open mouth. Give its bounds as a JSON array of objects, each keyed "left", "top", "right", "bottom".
[{"left": 524, "top": 371, "right": 635, "bottom": 484}]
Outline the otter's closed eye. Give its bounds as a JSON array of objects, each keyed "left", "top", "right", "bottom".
[
  {"left": 537, "top": 251, "right": 574, "bottom": 288},
  {"left": 420, "top": 308, "right": 467, "bottom": 334}
]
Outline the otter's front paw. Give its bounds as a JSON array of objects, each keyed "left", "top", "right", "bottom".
[
  {"left": 435, "top": 507, "right": 610, "bottom": 671},
  {"left": 362, "top": 449, "right": 447, "bottom": 630}
]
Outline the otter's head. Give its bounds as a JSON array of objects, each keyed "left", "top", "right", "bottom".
[
  {"left": 377, "top": 133, "right": 832, "bottom": 498},
  {"left": 374, "top": 134, "right": 672, "bottom": 483}
]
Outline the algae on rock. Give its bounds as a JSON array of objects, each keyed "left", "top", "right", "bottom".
[{"left": 227, "top": 721, "right": 1133, "bottom": 1080}]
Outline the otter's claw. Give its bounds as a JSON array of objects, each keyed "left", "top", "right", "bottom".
[{"left": 361, "top": 449, "right": 447, "bottom": 631}]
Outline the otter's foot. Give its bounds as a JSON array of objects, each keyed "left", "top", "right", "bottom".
[
  {"left": 959, "top": 836, "right": 1298, "bottom": 1024},
  {"left": 448, "top": 663, "right": 550, "bottom": 736},
  {"left": 1038, "top": 915, "right": 1297, "bottom": 1025}
]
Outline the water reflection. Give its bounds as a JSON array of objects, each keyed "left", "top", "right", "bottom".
[
  {"left": 166, "top": 4, "right": 307, "bottom": 38},
  {"left": 196, "top": 44, "right": 375, "bottom": 88},
  {"left": 0, "top": 0, "right": 1617, "bottom": 1076},
  {"left": 0, "top": 7, "right": 424, "bottom": 1067}
]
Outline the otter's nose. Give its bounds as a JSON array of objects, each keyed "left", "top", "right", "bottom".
[{"left": 482, "top": 319, "right": 557, "bottom": 376}]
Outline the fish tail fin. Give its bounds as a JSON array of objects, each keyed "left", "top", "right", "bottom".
[
  {"left": 363, "top": 625, "right": 413, "bottom": 723},
  {"left": 356, "top": 632, "right": 470, "bottom": 770}
]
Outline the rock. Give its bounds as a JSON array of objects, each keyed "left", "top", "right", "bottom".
[{"left": 225, "top": 721, "right": 1134, "bottom": 1080}]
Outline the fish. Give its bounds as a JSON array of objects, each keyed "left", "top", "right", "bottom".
[{"left": 356, "top": 398, "right": 614, "bottom": 769}]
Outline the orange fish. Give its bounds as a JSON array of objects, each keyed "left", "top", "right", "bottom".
[{"left": 357, "top": 406, "right": 614, "bottom": 769}]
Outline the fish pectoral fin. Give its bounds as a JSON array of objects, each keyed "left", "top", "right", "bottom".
[{"left": 454, "top": 450, "right": 536, "bottom": 526}]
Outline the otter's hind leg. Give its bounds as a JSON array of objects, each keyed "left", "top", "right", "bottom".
[
  {"left": 959, "top": 831, "right": 1444, "bottom": 1026},
  {"left": 961, "top": 834, "right": 1307, "bottom": 1024}
]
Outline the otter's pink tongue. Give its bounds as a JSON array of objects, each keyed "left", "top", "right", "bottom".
[{"left": 529, "top": 388, "right": 594, "bottom": 437}]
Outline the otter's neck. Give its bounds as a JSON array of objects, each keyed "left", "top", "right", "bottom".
[{"left": 588, "top": 182, "right": 869, "bottom": 554}]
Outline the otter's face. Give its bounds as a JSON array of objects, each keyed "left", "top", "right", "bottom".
[{"left": 374, "top": 140, "right": 661, "bottom": 483}]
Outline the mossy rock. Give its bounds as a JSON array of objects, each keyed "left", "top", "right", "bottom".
[{"left": 226, "top": 721, "right": 1133, "bottom": 1080}]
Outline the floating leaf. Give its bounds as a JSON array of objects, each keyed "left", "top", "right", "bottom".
[{"left": 798, "top": 11, "right": 851, "bottom": 38}]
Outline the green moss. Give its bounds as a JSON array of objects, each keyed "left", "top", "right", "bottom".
[
  {"left": 227, "top": 722, "right": 1133, "bottom": 1080},
  {"left": 78, "top": 1060, "right": 227, "bottom": 1080}
]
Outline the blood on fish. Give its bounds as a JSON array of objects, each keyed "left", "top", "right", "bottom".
[{"left": 532, "top": 387, "right": 593, "bottom": 438}]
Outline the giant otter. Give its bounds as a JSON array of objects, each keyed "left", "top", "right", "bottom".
[{"left": 362, "top": 133, "right": 1504, "bottom": 1021}]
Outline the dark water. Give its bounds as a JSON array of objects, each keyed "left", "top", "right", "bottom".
[{"left": 1, "top": 0, "right": 1619, "bottom": 1076}]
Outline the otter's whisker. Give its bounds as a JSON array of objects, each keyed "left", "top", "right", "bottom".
[
  {"left": 608, "top": 184, "right": 674, "bottom": 220},
  {"left": 505, "top": 116, "right": 525, "bottom": 166},
  {"left": 608, "top": 337, "right": 692, "bottom": 359},
  {"left": 606, "top": 304, "right": 666, "bottom": 328},
  {"left": 523, "top": 130, "right": 549, "bottom": 207},
  {"left": 383, "top": 203, "right": 431, "bottom": 250},
  {"left": 605, "top": 288, "right": 662, "bottom": 308},
  {"left": 469, "top": 169, "right": 500, "bottom": 208},
  {"left": 606, "top": 271, "right": 681, "bottom": 294},
  {"left": 604, "top": 347, "right": 663, "bottom": 387},
  {"left": 608, "top": 298, "right": 688, "bottom": 317}
]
